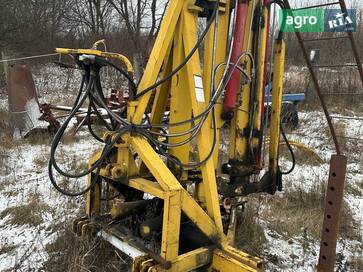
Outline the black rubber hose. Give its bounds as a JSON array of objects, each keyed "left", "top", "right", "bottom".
[
  {"left": 49, "top": 78, "right": 94, "bottom": 177},
  {"left": 135, "top": 1, "right": 220, "bottom": 99},
  {"left": 49, "top": 132, "right": 115, "bottom": 196},
  {"left": 94, "top": 57, "right": 136, "bottom": 97},
  {"left": 49, "top": 1, "right": 223, "bottom": 188},
  {"left": 86, "top": 102, "right": 106, "bottom": 142},
  {"left": 91, "top": 81, "right": 130, "bottom": 127},
  {"left": 280, "top": 124, "right": 296, "bottom": 175},
  {"left": 138, "top": 104, "right": 217, "bottom": 169},
  {"left": 90, "top": 96, "right": 115, "bottom": 130},
  {"left": 48, "top": 159, "right": 101, "bottom": 197},
  {"left": 93, "top": 70, "right": 118, "bottom": 130},
  {"left": 49, "top": 73, "right": 128, "bottom": 178},
  {"left": 51, "top": 124, "right": 129, "bottom": 179},
  {"left": 72, "top": 75, "right": 86, "bottom": 110}
]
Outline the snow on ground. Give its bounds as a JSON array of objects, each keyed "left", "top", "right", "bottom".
[
  {"left": 0, "top": 65, "right": 110, "bottom": 271},
  {"left": 0, "top": 125, "right": 101, "bottom": 271},
  {"left": 0, "top": 64, "right": 362, "bottom": 271},
  {"left": 260, "top": 110, "right": 363, "bottom": 271}
]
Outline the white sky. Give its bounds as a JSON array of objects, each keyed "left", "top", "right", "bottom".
[{"left": 287, "top": 0, "right": 362, "bottom": 9}]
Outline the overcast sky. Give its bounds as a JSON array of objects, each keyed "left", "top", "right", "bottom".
[{"left": 287, "top": 0, "right": 362, "bottom": 9}]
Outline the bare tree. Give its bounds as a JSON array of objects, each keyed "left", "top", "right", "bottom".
[
  {"left": 0, "top": 0, "right": 75, "bottom": 53},
  {"left": 67, "top": 0, "right": 114, "bottom": 39},
  {"left": 107, "top": 0, "right": 159, "bottom": 53},
  {"left": 106, "top": 0, "right": 162, "bottom": 78},
  {"left": 0, "top": 0, "right": 18, "bottom": 49}
]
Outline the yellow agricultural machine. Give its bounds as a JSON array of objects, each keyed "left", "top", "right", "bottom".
[{"left": 49, "top": 0, "right": 357, "bottom": 271}]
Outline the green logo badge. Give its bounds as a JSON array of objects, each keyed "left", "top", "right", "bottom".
[{"left": 279, "top": 9, "right": 325, "bottom": 32}]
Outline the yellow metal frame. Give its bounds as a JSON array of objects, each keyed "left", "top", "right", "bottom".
[
  {"left": 55, "top": 47, "right": 134, "bottom": 74},
  {"left": 268, "top": 40, "right": 286, "bottom": 174},
  {"left": 64, "top": 0, "right": 292, "bottom": 271}
]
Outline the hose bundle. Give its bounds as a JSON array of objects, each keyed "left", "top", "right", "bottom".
[{"left": 48, "top": 0, "right": 259, "bottom": 197}]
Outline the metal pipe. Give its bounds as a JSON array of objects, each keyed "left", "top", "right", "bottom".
[
  {"left": 293, "top": 2, "right": 340, "bottom": 10},
  {"left": 301, "top": 36, "right": 349, "bottom": 42},
  {"left": 98, "top": 230, "right": 146, "bottom": 259}
]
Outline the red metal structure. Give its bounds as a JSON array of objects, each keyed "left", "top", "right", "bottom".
[{"left": 222, "top": 0, "right": 249, "bottom": 119}]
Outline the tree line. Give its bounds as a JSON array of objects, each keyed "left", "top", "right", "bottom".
[{"left": 0, "top": 0, "right": 165, "bottom": 62}]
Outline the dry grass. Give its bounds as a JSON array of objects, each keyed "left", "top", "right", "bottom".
[
  {"left": 33, "top": 154, "right": 49, "bottom": 168},
  {"left": 0, "top": 181, "right": 7, "bottom": 192},
  {"left": 234, "top": 181, "right": 361, "bottom": 269},
  {"left": 61, "top": 131, "right": 80, "bottom": 145},
  {"left": 358, "top": 179, "right": 363, "bottom": 191},
  {"left": 25, "top": 128, "right": 52, "bottom": 145},
  {"left": 262, "top": 184, "right": 325, "bottom": 239},
  {"left": 235, "top": 203, "right": 267, "bottom": 257},
  {"left": 284, "top": 64, "right": 363, "bottom": 113},
  {"left": 279, "top": 144, "right": 324, "bottom": 166},
  {"left": 258, "top": 184, "right": 360, "bottom": 241},
  {"left": 3, "top": 188, "right": 20, "bottom": 198},
  {"left": 339, "top": 201, "right": 361, "bottom": 241},
  {"left": 31, "top": 146, "right": 51, "bottom": 172},
  {"left": 0, "top": 193, "right": 54, "bottom": 226},
  {"left": 345, "top": 181, "right": 363, "bottom": 197},
  {"left": 334, "top": 122, "right": 347, "bottom": 150},
  {"left": 0, "top": 244, "right": 18, "bottom": 256},
  {"left": 333, "top": 121, "right": 362, "bottom": 162},
  {"left": 0, "top": 177, "right": 16, "bottom": 193},
  {"left": 43, "top": 227, "right": 128, "bottom": 272},
  {"left": 328, "top": 97, "right": 363, "bottom": 114},
  {"left": 348, "top": 256, "right": 363, "bottom": 271},
  {"left": 0, "top": 108, "right": 13, "bottom": 150}
]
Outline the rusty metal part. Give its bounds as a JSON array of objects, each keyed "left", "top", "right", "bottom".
[
  {"left": 106, "top": 88, "right": 127, "bottom": 108},
  {"left": 294, "top": 2, "right": 341, "bottom": 10},
  {"left": 110, "top": 199, "right": 150, "bottom": 220},
  {"left": 72, "top": 116, "right": 87, "bottom": 136},
  {"left": 317, "top": 155, "right": 347, "bottom": 272},
  {"left": 72, "top": 216, "right": 88, "bottom": 234},
  {"left": 301, "top": 36, "right": 349, "bottom": 42},
  {"left": 283, "top": 0, "right": 342, "bottom": 155},
  {"left": 7, "top": 64, "right": 41, "bottom": 138},
  {"left": 223, "top": 198, "right": 232, "bottom": 210},
  {"left": 39, "top": 103, "right": 61, "bottom": 135}
]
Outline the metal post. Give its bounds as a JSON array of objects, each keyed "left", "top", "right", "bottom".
[{"left": 317, "top": 155, "right": 347, "bottom": 272}]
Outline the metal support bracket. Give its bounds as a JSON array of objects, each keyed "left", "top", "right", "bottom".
[{"left": 317, "top": 155, "right": 347, "bottom": 272}]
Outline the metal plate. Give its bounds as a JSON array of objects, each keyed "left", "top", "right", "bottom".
[
  {"left": 317, "top": 155, "right": 347, "bottom": 271},
  {"left": 7, "top": 65, "right": 41, "bottom": 138}
]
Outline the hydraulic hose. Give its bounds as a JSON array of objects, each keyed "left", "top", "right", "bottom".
[{"left": 280, "top": 124, "right": 296, "bottom": 175}]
